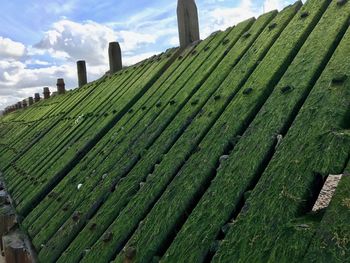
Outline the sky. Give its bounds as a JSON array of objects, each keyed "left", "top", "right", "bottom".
[{"left": 0, "top": 0, "right": 296, "bottom": 111}]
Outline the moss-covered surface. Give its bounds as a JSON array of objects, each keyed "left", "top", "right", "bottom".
[
  {"left": 161, "top": 0, "right": 349, "bottom": 262},
  {"left": 211, "top": 2, "right": 350, "bottom": 261},
  {"left": 0, "top": 0, "right": 349, "bottom": 262},
  {"left": 36, "top": 17, "right": 257, "bottom": 263},
  {"left": 111, "top": 0, "right": 335, "bottom": 261},
  {"left": 7, "top": 49, "right": 178, "bottom": 218},
  {"left": 302, "top": 164, "right": 350, "bottom": 263},
  {"left": 57, "top": 9, "right": 285, "bottom": 263}
]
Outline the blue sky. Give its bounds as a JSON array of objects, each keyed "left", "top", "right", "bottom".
[{"left": 0, "top": 0, "right": 295, "bottom": 111}]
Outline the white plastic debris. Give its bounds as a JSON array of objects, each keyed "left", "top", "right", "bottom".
[
  {"left": 75, "top": 114, "right": 84, "bottom": 125},
  {"left": 296, "top": 224, "right": 310, "bottom": 229},
  {"left": 77, "top": 184, "right": 83, "bottom": 190},
  {"left": 275, "top": 134, "right": 283, "bottom": 149},
  {"left": 219, "top": 155, "right": 229, "bottom": 163},
  {"left": 312, "top": 174, "right": 343, "bottom": 212}
]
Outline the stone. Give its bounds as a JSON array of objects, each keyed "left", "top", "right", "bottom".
[
  {"left": 331, "top": 74, "right": 347, "bottom": 86},
  {"left": 124, "top": 246, "right": 137, "bottom": 260},
  {"left": 337, "top": 0, "right": 348, "bottom": 6},
  {"left": 102, "top": 232, "right": 113, "bottom": 243},
  {"left": 300, "top": 11, "right": 309, "bottom": 18},
  {"left": 243, "top": 87, "right": 253, "bottom": 95},
  {"left": 281, "top": 85, "right": 293, "bottom": 94}
]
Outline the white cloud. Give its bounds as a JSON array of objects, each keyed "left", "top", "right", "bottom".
[
  {"left": 263, "top": 0, "right": 285, "bottom": 12},
  {"left": 123, "top": 52, "right": 161, "bottom": 66},
  {"left": 34, "top": 19, "right": 159, "bottom": 65},
  {"left": 0, "top": 37, "right": 26, "bottom": 59},
  {"left": 106, "top": 4, "right": 178, "bottom": 50},
  {"left": 201, "top": 0, "right": 258, "bottom": 38},
  {"left": 0, "top": 55, "right": 111, "bottom": 108},
  {"left": 199, "top": 0, "right": 287, "bottom": 39},
  {"left": 25, "top": 59, "right": 51, "bottom": 66},
  {"left": 35, "top": 19, "right": 117, "bottom": 66},
  {"left": 0, "top": 0, "right": 294, "bottom": 111}
]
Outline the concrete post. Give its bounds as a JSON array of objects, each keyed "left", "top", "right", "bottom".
[
  {"left": 177, "top": 0, "right": 200, "bottom": 49},
  {"left": 108, "top": 42, "right": 122, "bottom": 74},
  {"left": 28, "top": 97, "right": 34, "bottom": 106},
  {"left": 56, "top": 79, "right": 66, "bottom": 94},
  {"left": 34, "top": 93, "right": 40, "bottom": 103},
  {"left": 77, "top": 61, "right": 87, "bottom": 88},
  {"left": 43, "top": 87, "right": 51, "bottom": 99}
]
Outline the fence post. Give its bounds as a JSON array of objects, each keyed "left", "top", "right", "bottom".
[
  {"left": 108, "top": 42, "right": 122, "bottom": 74},
  {"left": 177, "top": 0, "right": 200, "bottom": 49},
  {"left": 77, "top": 61, "right": 87, "bottom": 88}
]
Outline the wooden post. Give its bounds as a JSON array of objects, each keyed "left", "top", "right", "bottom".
[
  {"left": 108, "top": 42, "right": 122, "bottom": 74},
  {"left": 0, "top": 205, "right": 16, "bottom": 252},
  {"left": 3, "top": 231, "right": 32, "bottom": 263},
  {"left": 28, "top": 97, "right": 34, "bottom": 106},
  {"left": 56, "top": 79, "right": 66, "bottom": 94},
  {"left": 77, "top": 61, "right": 87, "bottom": 88},
  {"left": 43, "top": 87, "right": 51, "bottom": 99},
  {"left": 177, "top": 0, "right": 200, "bottom": 49},
  {"left": 22, "top": 100, "right": 27, "bottom": 108},
  {"left": 0, "top": 191, "right": 9, "bottom": 206},
  {"left": 34, "top": 93, "right": 41, "bottom": 103}
]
